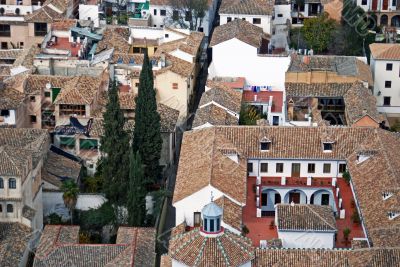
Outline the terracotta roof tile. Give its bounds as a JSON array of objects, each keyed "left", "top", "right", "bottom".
[
  {"left": 285, "top": 82, "right": 353, "bottom": 97},
  {"left": 54, "top": 76, "right": 103, "bottom": 105},
  {"left": 0, "top": 49, "right": 23, "bottom": 60},
  {"left": 370, "top": 43, "right": 400, "bottom": 60},
  {"left": 215, "top": 196, "right": 243, "bottom": 231},
  {"left": 276, "top": 204, "right": 337, "bottom": 231},
  {"left": 51, "top": 19, "right": 77, "bottom": 31},
  {"left": 96, "top": 26, "right": 130, "bottom": 53},
  {"left": 169, "top": 228, "right": 254, "bottom": 266},
  {"left": 201, "top": 80, "right": 243, "bottom": 113},
  {"left": 0, "top": 87, "right": 25, "bottom": 110},
  {"left": 34, "top": 225, "right": 156, "bottom": 267},
  {"left": 192, "top": 104, "right": 239, "bottom": 128},
  {"left": 0, "top": 223, "right": 32, "bottom": 267},
  {"left": 210, "top": 19, "right": 268, "bottom": 47},
  {"left": 25, "top": 75, "right": 74, "bottom": 95},
  {"left": 220, "top": 0, "right": 274, "bottom": 15}
]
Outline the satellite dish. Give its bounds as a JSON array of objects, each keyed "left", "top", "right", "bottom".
[{"left": 46, "top": 83, "right": 51, "bottom": 89}]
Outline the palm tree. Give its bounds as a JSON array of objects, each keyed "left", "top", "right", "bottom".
[{"left": 61, "top": 179, "right": 79, "bottom": 224}]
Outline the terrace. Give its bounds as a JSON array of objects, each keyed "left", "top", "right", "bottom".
[
  {"left": 243, "top": 176, "right": 365, "bottom": 248},
  {"left": 44, "top": 37, "right": 83, "bottom": 57}
]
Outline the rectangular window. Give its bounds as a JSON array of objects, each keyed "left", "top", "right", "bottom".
[
  {"left": 277, "top": 13, "right": 283, "bottom": 17},
  {"left": 275, "top": 193, "right": 281, "bottom": 204},
  {"left": 210, "top": 219, "right": 214, "bottom": 232},
  {"left": 1, "top": 42, "right": 7, "bottom": 49},
  {"left": 0, "top": 0, "right": 5, "bottom": 4},
  {"left": 172, "top": 83, "right": 178, "bottom": 89},
  {"left": 339, "top": 163, "right": 346, "bottom": 173},
  {"left": 204, "top": 218, "right": 208, "bottom": 231},
  {"left": 160, "top": 9, "right": 166, "bottom": 16},
  {"left": 135, "top": 83, "right": 140, "bottom": 87},
  {"left": 0, "top": 110, "right": 10, "bottom": 116},
  {"left": 392, "top": 0, "right": 396, "bottom": 6},
  {"left": 362, "top": 0, "right": 367, "bottom": 4},
  {"left": 260, "top": 163, "right": 268, "bottom": 172},
  {"left": 60, "top": 137, "right": 75, "bottom": 149},
  {"left": 34, "top": 23, "right": 47, "bottom": 36},
  {"left": 153, "top": 9, "right": 157, "bottom": 15},
  {"left": 227, "top": 17, "right": 232, "bottom": 22},
  {"left": 323, "top": 163, "right": 331, "bottom": 174},
  {"left": 59, "top": 104, "right": 86, "bottom": 116},
  {"left": 19, "top": 42, "right": 24, "bottom": 48},
  {"left": 253, "top": 18, "right": 261, "bottom": 24},
  {"left": 321, "top": 194, "right": 330, "bottom": 205},
  {"left": 384, "top": 96, "right": 391, "bottom": 106},
  {"left": 194, "top": 212, "right": 201, "bottom": 226},
  {"left": 386, "top": 63, "right": 393, "bottom": 71},
  {"left": 323, "top": 143, "right": 333, "bottom": 151},
  {"left": 247, "top": 162, "right": 253, "bottom": 173},
  {"left": 30, "top": 96, "right": 36, "bottom": 102},
  {"left": 276, "top": 163, "right": 284, "bottom": 173},
  {"left": 261, "top": 192, "right": 268, "bottom": 206},
  {"left": 185, "top": 11, "right": 192, "bottom": 21},
  {"left": 172, "top": 10, "right": 179, "bottom": 20},
  {"left": 165, "top": 33, "right": 169, "bottom": 38},
  {"left": 308, "top": 163, "right": 315, "bottom": 173},
  {"left": 44, "top": 91, "right": 51, "bottom": 97},
  {"left": 0, "top": 25, "right": 11, "bottom": 37},
  {"left": 30, "top": 115, "right": 37, "bottom": 123},
  {"left": 260, "top": 141, "right": 270, "bottom": 151},
  {"left": 385, "top": 81, "right": 392, "bottom": 88}
]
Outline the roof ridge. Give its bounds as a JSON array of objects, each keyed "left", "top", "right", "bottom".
[{"left": 0, "top": 147, "right": 21, "bottom": 175}]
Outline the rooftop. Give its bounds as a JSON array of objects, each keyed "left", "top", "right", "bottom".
[
  {"left": 370, "top": 43, "right": 400, "bottom": 60},
  {"left": 0, "top": 223, "right": 32, "bottom": 267},
  {"left": 192, "top": 104, "right": 239, "bottom": 128},
  {"left": 33, "top": 225, "right": 156, "bottom": 267},
  {"left": 210, "top": 19, "right": 269, "bottom": 48},
  {"left": 276, "top": 204, "right": 337, "bottom": 232},
  {"left": 242, "top": 90, "right": 283, "bottom": 112},
  {"left": 220, "top": 0, "right": 274, "bottom": 15},
  {"left": 24, "top": 0, "right": 69, "bottom": 23}
]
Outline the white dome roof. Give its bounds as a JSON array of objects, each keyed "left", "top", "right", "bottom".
[{"left": 202, "top": 202, "right": 223, "bottom": 217}]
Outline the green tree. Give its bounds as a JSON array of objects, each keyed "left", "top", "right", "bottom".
[
  {"left": 61, "top": 179, "right": 79, "bottom": 224},
  {"left": 100, "top": 80, "right": 130, "bottom": 207},
  {"left": 239, "top": 104, "right": 264, "bottom": 125},
  {"left": 127, "top": 151, "right": 147, "bottom": 226},
  {"left": 132, "top": 50, "right": 162, "bottom": 185},
  {"left": 301, "top": 13, "right": 336, "bottom": 53}
]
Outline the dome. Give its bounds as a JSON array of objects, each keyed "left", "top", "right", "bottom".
[{"left": 202, "top": 201, "right": 223, "bottom": 218}]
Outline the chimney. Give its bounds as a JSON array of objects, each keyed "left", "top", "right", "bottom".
[
  {"left": 254, "top": 94, "right": 257, "bottom": 102},
  {"left": 160, "top": 52, "right": 166, "bottom": 68},
  {"left": 303, "top": 55, "right": 310, "bottom": 65}
]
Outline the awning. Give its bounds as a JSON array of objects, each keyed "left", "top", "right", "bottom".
[
  {"left": 79, "top": 139, "right": 98, "bottom": 149},
  {"left": 60, "top": 137, "right": 75, "bottom": 146}
]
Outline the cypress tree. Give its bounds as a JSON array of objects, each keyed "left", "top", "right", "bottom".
[
  {"left": 133, "top": 49, "right": 162, "bottom": 185},
  {"left": 127, "top": 150, "right": 146, "bottom": 226},
  {"left": 100, "top": 80, "right": 129, "bottom": 207}
]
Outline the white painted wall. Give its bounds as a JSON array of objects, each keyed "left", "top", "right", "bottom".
[
  {"left": 79, "top": 4, "right": 100, "bottom": 27},
  {"left": 274, "top": 5, "right": 291, "bottom": 25},
  {"left": 0, "top": 4, "right": 40, "bottom": 15},
  {"left": 219, "top": 14, "right": 272, "bottom": 35},
  {"left": 371, "top": 58, "right": 400, "bottom": 114},
  {"left": 0, "top": 109, "right": 16, "bottom": 125},
  {"left": 169, "top": 49, "right": 195, "bottom": 63},
  {"left": 247, "top": 159, "right": 346, "bottom": 178},
  {"left": 208, "top": 38, "right": 290, "bottom": 90},
  {"left": 278, "top": 230, "right": 335, "bottom": 248}
]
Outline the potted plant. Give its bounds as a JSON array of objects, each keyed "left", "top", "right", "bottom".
[
  {"left": 343, "top": 228, "right": 351, "bottom": 245},
  {"left": 351, "top": 210, "right": 361, "bottom": 224},
  {"left": 342, "top": 171, "right": 351, "bottom": 184},
  {"left": 269, "top": 220, "right": 275, "bottom": 229},
  {"left": 242, "top": 225, "right": 249, "bottom": 236}
]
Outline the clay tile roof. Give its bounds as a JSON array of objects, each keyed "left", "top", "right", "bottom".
[
  {"left": 34, "top": 225, "right": 156, "bottom": 267},
  {"left": 210, "top": 19, "right": 268, "bottom": 48},
  {"left": 52, "top": 19, "right": 77, "bottom": 31},
  {"left": 96, "top": 26, "right": 130, "bottom": 53},
  {"left": 276, "top": 204, "right": 337, "bottom": 231},
  {"left": 24, "top": 0, "right": 68, "bottom": 23},
  {"left": 355, "top": 58, "right": 373, "bottom": 85},
  {"left": 0, "top": 128, "right": 49, "bottom": 178},
  {"left": 370, "top": 43, "right": 400, "bottom": 60},
  {"left": 214, "top": 196, "right": 243, "bottom": 231},
  {"left": 253, "top": 247, "right": 400, "bottom": 266},
  {"left": 163, "top": 54, "right": 195, "bottom": 77},
  {"left": 174, "top": 127, "right": 247, "bottom": 204},
  {"left": 201, "top": 80, "right": 243, "bottom": 113},
  {"left": 25, "top": 75, "right": 74, "bottom": 95},
  {"left": 42, "top": 150, "right": 81, "bottom": 188},
  {"left": 0, "top": 222, "right": 33, "bottom": 267},
  {"left": 343, "top": 83, "right": 384, "bottom": 125},
  {"left": 192, "top": 104, "right": 239, "bottom": 128},
  {"left": 169, "top": 228, "right": 255, "bottom": 266},
  {"left": 347, "top": 129, "right": 400, "bottom": 247},
  {"left": 54, "top": 76, "right": 102, "bottom": 105},
  {"left": 0, "top": 87, "right": 25, "bottom": 109},
  {"left": 285, "top": 82, "right": 354, "bottom": 97},
  {"left": 0, "top": 49, "right": 23, "bottom": 60},
  {"left": 177, "top": 32, "right": 204, "bottom": 56},
  {"left": 220, "top": 0, "right": 274, "bottom": 15}
]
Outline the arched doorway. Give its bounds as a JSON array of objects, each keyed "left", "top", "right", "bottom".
[
  {"left": 310, "top": 189, "right": 335, "bottom": 211},
  {"left": 261, "top": 189, "right": 282, "bottom": 216},
  {"left": 391, "top": 15, "right": 400, "bottom": 27},
  {"left": 381, "top": 14, "right": 389, "bottom": 26},
  {"left": 284, "top": 189, "right": 307, "bottom": 204}
]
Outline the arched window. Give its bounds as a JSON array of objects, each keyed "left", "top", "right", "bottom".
[
  {"left": 9, "top": 178, "right": 16, "bottom": 189},
  {"left": 0, "top": 178, "right": 3, "bottom": 189},
  {"left": 7, "top": 204, "right": 13, "bottom": 213}
]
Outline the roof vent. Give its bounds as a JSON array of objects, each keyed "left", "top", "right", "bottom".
[{"left": 382, "top": 191, "right": 393, "bottom": 200}]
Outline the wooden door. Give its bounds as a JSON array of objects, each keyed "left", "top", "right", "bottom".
[
  {"left": 291, "top": 163, "right": 301, "bottom": 177},
  {"left": 383, "top": 0, "right": 389, "bottom": 10},
  {"left": 194, "top": 212, "right": 201, "bottom": 227},
  {"left": 289, "top": 192, "right": 301, "bottom": 204},
  {"left": 372, "top": 0, "right": 378, "bottom": 10}
]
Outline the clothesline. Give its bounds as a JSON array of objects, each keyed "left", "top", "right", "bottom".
[{"left": 244, "top": 85, "right": 273, "bottom": 92}]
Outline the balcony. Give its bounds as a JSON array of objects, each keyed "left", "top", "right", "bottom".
[{"left": 244, "top": 176, "right": 365, "bottom": 248}]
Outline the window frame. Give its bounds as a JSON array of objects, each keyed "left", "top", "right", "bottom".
[
  {"left": 276, "top": 163, "right": 284, "bottom": 173},
  {"left": 386, "top": 63, "right": 393, "bottom": 71},
  {"left": 260, "top": 163, "right": 268, "bottom": 173},
  {"left": 8, "top": 178, "right": 16, "bottom": 189},
  {"left": 7, "top": 204, "right": 13, "bottom": 213},
  {"left": 323, "top": 163, "right": 331, "bottom": 174},
  {"left": 252, "top": 18, "right": 261, "bottom": 24},
  {"left": 0, "top": 177, "right": 3, "bottom": 189},
  {"left": 385, "top": 80, "right": 392, "bottom": 88},
  {"left": 260, "top": 141, "right": 270, "bottom": 151},
  {"left": 0, "top": 24, "right": 11, "bottom": 37},
  {"left": 307, "top": 163, "right": 316, "bottom": 173},
  {"left": 384, "top": 96, "right": 391, "bottom": 106},
  {"left": 339, "top": 163, "right": 346, "bottom": 173},
  {"left": 34, "top": 22, "right": 47, "bottom": 36},
  {"left": 247, "top": 162, "right": 253, "bottom": 173},
  {"left": 160, "top": 9, "right": 166, "bottom": 16}
]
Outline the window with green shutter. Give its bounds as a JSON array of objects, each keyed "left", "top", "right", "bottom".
[
  {"left": 79, "top": 139, "right": 98, "bottom": 150},
  {"left": 60, "top": 137, "right": 75, "bottom": 149}
]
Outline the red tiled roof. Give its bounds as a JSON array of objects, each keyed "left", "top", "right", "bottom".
[
  {"left": 242, "top": 90, "right": 283, "bottom": 112},
  {"left": 370, "top": 43, "right": 400, "bottom": 60}
]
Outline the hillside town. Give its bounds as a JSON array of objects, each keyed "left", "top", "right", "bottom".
[{"left": 0, "top": 0, "right": 400, "bottom": 266}]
